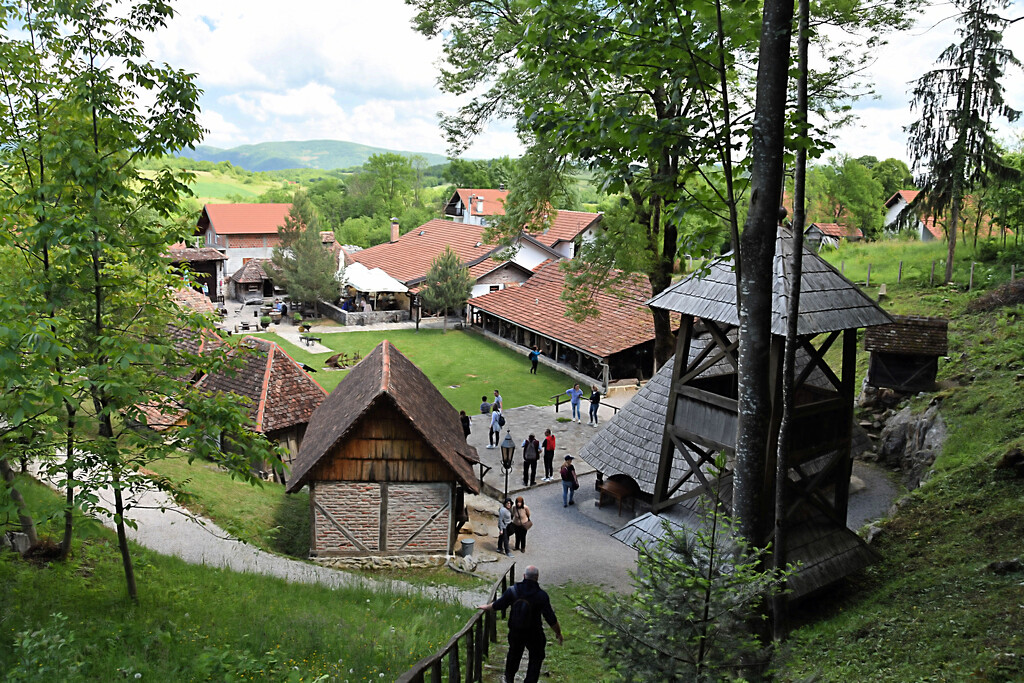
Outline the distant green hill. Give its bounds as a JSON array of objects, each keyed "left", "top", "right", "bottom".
[{"left": 178, "top": 140, "right": 448, "bottom": 172}]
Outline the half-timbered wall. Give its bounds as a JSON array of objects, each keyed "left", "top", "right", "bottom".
[{"left": 310, "top": 481, "right": 453, "bottom": 556}]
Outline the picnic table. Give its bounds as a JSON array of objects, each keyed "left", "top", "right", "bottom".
[{"left": 596, "top": 476, "right": 639, "bottom": 517}]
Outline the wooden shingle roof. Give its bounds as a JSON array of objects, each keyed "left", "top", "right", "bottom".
[
  {"left": 230, "top": 259, "right": 272, "bottom": 284},
  {"left": 648, "top": 228, "right": 893, "bottom": 335},
  {"left": 166, "top": 246, "right": 227, "bottom": 262},
  {"left": 864, "top": 314, "right": 948, "bottom": 355},
  {"left": 469, "top": 261, "right": 659, "bottom": 358},
  {"left": 285, "top": 341, "right": 480, "bottom": 494},
  {"left": 197, "top": 336, "right": 326, "bottom": 435},
  {"left": 579, "top": 356, "right": 694, "bottom": 496}
]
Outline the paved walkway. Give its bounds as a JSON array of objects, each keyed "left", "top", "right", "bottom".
[{"left": 33, "top": 465, "right": 490, "bottom": 609}]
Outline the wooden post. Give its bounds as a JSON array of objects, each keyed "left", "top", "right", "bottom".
[
  {"left": 866, "top": 263, "right": 871, "bottom": 287},
  {"left": 930, "top": 260, "right": 936, "bottom": 286},
  {"left": 1011, "top": 265, "right": 1016, "bottom": 283},
  {"left": 898, "top": 260, "right": 903, "bottom": 284},
  {"left": 969, "top": 262, "right": 975, "bottom": 291},
  {"left": 841, "top": 260, "right": 845, "bottom": 275}
]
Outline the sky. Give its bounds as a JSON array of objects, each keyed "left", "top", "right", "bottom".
[{"left": 148, "top": 0, "right": 1024, "bottom": 166}]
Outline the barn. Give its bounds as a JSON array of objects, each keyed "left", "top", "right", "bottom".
[{"left": 285, "top": 341, "right": 480, "bottom": 561}]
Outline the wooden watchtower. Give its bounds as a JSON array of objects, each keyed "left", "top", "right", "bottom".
[{"left": 647, "top": 230, "right": 893, "bottom": 596}]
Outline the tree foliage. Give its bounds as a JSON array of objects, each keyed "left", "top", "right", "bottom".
[
  {"left": 584, "top": 469, "right": 790, "bottom": 682},
  {"left": 871, "top": 158, "right": 915, "bottom": 202},
  {"left": 807, "top": 155, "right": 885, "bottom": 238},
  {"left": 420, "top": 246, "right": 473, "bottom": 333},
  {"left": 0, "top": 0, "right": 280, "bottom": 597},
  {"left": 907, "top": 0, "right": 1021, "bottom": 282},
  {"left": 271, "top": 192, "right": 341, "bottom": 309}
]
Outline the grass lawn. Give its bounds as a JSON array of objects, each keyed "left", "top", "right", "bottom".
[
  {"left": 0, "top": 476, "right": 474, "bottom": 682},
  {"left": 257, "top": 328, "right": 575, "bottom": 413}
]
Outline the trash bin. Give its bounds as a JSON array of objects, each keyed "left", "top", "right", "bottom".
[{"left": 460, "top": 538, "right": 475, "bottom": 557}]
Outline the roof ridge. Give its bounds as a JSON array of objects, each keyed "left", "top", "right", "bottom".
[{"left": 380, "top": 339, "right": 391, "bottom": 393}]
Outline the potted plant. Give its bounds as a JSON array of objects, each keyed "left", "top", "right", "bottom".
[{"left": 260, "top": 315, "right": 271, "bottom": 329}]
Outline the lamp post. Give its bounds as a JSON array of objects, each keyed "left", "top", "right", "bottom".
[{"left": 499, "top": 430, "right": 515, "bottom": 502}]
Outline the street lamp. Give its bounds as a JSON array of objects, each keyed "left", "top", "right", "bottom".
[{"left": 499, "top": 430, "right": 515, "bottom": 502}]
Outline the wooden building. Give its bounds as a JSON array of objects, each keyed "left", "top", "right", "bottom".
[
  {"left": 642, "top": 228, "right": 893, "bottom": 599},
  {"left": 469, "top": 261, "right": 666, "bottom": 387},
  {"left": 285, "top": 341, "right": 480, "bottom": 559},
  {"left": 864, "top": 314, "right": 948, "bottom": 392},
  {"left": 198, "top": 336, "right": 326, "bottom": 474}
]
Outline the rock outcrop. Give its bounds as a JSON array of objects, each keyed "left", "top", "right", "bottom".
[{"left": 873, "top": 401, "right": 947, "bottom": 490}]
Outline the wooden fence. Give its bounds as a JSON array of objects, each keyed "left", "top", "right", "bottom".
[{"left": 397, "top": 563, "right": 517, "bottom": 683}]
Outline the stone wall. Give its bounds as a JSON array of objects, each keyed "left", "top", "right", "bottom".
[
  {"left": 311, "top": 481, "right": 453, "bottom": 556},
  {"left": 874, "top": 401, "right": 947, "bottom": 490},
  {"left": 319, "top": 300, "right": 410, "bottom": 327}
]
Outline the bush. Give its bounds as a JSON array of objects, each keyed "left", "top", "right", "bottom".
[{"left": 976, "top": 240, "right": 1024, "bottom": 264}]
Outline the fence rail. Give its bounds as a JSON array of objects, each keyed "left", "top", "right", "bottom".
[{"left": 397, "top": 563, "right": 517, "bottom": 683}]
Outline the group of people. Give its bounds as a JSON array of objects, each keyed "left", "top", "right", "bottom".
[{"left": 565, "top": 382, "right": 602, "bottom": 425}]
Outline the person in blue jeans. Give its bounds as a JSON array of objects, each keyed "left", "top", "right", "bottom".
[
  {"left": 560, "top": 455, "right": 578, "bottom": 507},
  {"left": 588, "top": 386, "right": 601, "bottom": 425},
  {"left": 565, "top": 383, "right": 584, "bottom": 422}
]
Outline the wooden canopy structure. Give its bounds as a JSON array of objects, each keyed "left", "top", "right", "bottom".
[
  {"left": 864, "top": 314, "right": 948, "bottom": 392},
  {"left": 645, "top": 228, "right": 893, "bottom": 597},
  {"left": 286, "top": 341, "right": 479, "bottom": 558}
]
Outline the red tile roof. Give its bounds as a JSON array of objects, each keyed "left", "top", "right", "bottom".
[
  {"left": 809, "top": 223, "right": 864, "bottom": 239},
  {"left": 199, "top": 203, "right": 292, "bottom": 235},
  {"left": 469, "top": 261, "right": 658, "bottom": 358},
  {"left": 197, "top": 336, "right": 326, "bottom": 435},
  {"left": 455, "top": 189, "right": 508, "bottom": 217},
  {"left": 529, "top": 210, "right": 601, "bottom": 247},
  {"left": 172, "top": 287, "right": 218, "bottom": 314},
  {"left": 884, "top": 190, "right": 920, "bottom": 208},
  {"left": 347, "top": 219, "right": 495, "bottom": 284}
]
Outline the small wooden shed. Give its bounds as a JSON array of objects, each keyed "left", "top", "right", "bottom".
[
  {"left": 285, "top": 341, "right": 480, "bottom": 559},
  {"left": 645, "top": 228, "right": 893, "bottom": 599},
  {"left": 864, "top": 315, "right": 948, "bottom": 392}
]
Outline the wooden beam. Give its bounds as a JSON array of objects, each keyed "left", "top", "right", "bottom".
[{"left": 654, "top": 317, "right": 691, "bottom": 511}]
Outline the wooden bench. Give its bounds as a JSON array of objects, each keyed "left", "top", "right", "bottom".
[
  {"left": 300, "top": 335, "right": 322, "bottom": 347},
  {"left": 596, "top": 478, "right": 637, "bottom": 516},
  {"left": 234, "top": 323, "right": 252, "bottom": 333}
]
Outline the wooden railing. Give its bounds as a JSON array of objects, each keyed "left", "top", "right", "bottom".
[
  {"left": 550, "top": 393, "right": 620, "bottom": 416},
  {"left": 397, "top": 563, "right": 517, "bottom": 683}
]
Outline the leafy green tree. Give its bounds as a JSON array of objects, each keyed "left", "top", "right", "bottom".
[
  {"left": 871, "top": 158, "right": 914, "bottom": 202},
  {"left": 584, "top": 465, "right": 790, "bottom": 681},
  {"left": 364, "top": 153, "right": 416, "bottom": 216},
  {"left": 272, "top": 193, "right": 341, "bottom": 312},
  {"left": 420, "top": 246, "right": 473, "bottom": 334},
  {"left": 988, "top": 148, "right": 1024, "bottom": 246},
  {"left": 907, "top": 0, "right": 1021, "bottom": 282},
  {"left": 306, "top": 178, "right": 347, "bottom": 231},
  {"left": 0, "top": 0, "right": 280, "bottom": 598},
  {"left": 807, "top": 155, "right": 885, "bottom": 238}
]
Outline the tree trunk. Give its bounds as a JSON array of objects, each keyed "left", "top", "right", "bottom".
[
  {"left": 0, "top": 459, "right": 38, "bottom": 549},
  {"left": 60, "top": 403, "right": 77, "bottom": 560},
  {"left": 772, "top": 0, "right": 811, "bottom": 641},
  {"left": 651, "top": 307, "right": 675, "bottom": 371},
  {"left": 110, "top": 462, "right": 138, "bottom": 601},
  {"left": 735, "top": 0, "right": 794, "bottom": 551}
]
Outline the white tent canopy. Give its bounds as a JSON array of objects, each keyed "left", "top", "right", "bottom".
[{"left": 342, "top": 262, "right": 408, "bottom": 293}]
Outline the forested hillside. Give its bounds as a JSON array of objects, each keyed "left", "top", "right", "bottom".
[{"left": 180, "top": 139, "right": 447, "bottom": 171}]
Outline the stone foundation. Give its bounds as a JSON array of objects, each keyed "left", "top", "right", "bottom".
[{"left": 314, "top": 554, "right": 450, "bottom": 570}]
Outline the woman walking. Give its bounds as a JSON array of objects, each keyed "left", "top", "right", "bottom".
[
  {"left": 510, "top": 496, "right": 532, "bottom": 552},
  {"left": 489, "top": 408, "right": 503, "bottom": 448},
  {"left": 497, "top": 498, "right": 513, "bottom": 557},
  {"left": 542, "top": 429, "right": 556, "bottom": 481},
  {"left": 588, "top": 386, "right": 601, "bottom": 426}
]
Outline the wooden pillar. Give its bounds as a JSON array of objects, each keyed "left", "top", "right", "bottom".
[
  {"left": 654, "top": 316, "right": 692, "bottom": 511},
  {"left": 761, "top": 335, "right": 786, "bottom": 545},
  {"left": 833, "top": 327, "right": 858, "bottom": 521}
]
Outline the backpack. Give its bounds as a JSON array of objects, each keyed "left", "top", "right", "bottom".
[
  {"left": 507, "top": 585, "right": 534, "bottom": 633},
  {"left": 498, "top": 413, "right": 506, "bottom": 427}
]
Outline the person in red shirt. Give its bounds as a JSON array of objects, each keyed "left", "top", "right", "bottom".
[{"left": 541, "top": 429, "right": 556, "bottom": 481}]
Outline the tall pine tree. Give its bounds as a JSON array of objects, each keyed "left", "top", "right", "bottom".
[
  {"left": 272, "top": 192, "right": 341, "bottom": 313},
  {"left": 907, "top": 0, "right": 1021, "bottom": 282},
  {"left": 421, "top": 247, "right": 473, "bottom": 334}
]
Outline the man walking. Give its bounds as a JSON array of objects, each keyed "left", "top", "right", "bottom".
[
  {"left": 493, "top": 389, "right": 504, "bottom": 412},
  {"left": 478, "top": 565, "right": 563, "bottom": 683},
  {"left": 528, "top": 346, "right": 540, "bottom": 374},
  {"left": 541, "top": 429, "right": 556, "bottom": 481}
]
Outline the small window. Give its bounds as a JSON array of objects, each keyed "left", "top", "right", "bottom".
[{"left": 489, "top": 285, "right": 500, "bottom": 292}]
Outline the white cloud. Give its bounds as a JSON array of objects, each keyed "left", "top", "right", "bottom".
[{"left": 146, "top": 0, "right": 1021, "bottom": 162}]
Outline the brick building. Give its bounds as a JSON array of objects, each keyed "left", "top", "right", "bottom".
[
  {"left": 285, "top": 341, "right": 480, "bottom": 559},
  {"left": 196, "top": 203, "right": 292, "bottom": 294}
]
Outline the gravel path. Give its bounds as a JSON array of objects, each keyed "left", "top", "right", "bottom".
[{"left": 35, "top": 467, "right": 490, "bottom": 609}]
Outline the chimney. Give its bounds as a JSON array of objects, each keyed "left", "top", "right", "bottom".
[
  {"left": 390, "top": 217, "right": 399, "bottom": 243},
  {"left": 499, "top": 183, "right": 505, "bottom": 191}
]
